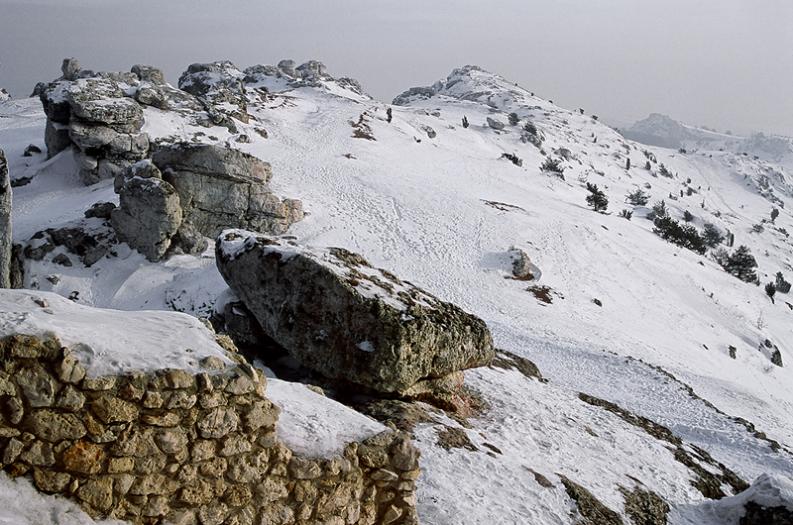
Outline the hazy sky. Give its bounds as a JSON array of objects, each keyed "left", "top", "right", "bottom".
[{"left": 1, "top": 0, "right": 792, "bottom": 135}]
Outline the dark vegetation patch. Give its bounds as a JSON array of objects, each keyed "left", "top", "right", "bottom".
[
  {"left": 490, "top": 350, "right": 543, "bottom": 381},
  {"left": 528, "top": 284, "right": 555, "bottom": 304},
  {"left": 350, "top": 112, "right": 376, "bottom": 140},
  {"left": 481, "top": 199, "right": 526, "bottom": 213},
  {"left": 620, "top": 483, "right": 670, "bottom": 525},
  {"left": 578, "top": 393, "right": 748, "bottom": 499},
  {"left": 559, "top": 475, "right": 624, "bottom": 525},
  {"left": 527, "top": 468, "right": 554, "bottom": 488},
  {"left": 436, "top": 426, "right": 478, "bottom": 452}
]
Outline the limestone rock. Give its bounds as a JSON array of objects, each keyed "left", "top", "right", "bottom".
[
  {"left": 0, "top": 147, "right": 10, "bottom": 287},
  {"left": 152, "top": 143, "right": 302, "bottom": 237},
  {"left": 216, "top": 231, "right": 495, "bottom": 394},
  {"left": 131, "top": 64, "right": 166, "bottom": 85},
  {"left": 178, "top": 61, "right": 248, "bottom": 124},
  {"left": 111, "top": 174, "right": 183, "bottom": 262}
]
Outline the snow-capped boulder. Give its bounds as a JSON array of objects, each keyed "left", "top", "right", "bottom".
[
  {"left": 130, "top": 64, "right": 165, "bottom": 85},
  {"left": 0, "top": 147, "right": 10, "bottom": 288},
  {"left": 152, "top": 143, "right": 303, "bottom": 237},
  {"left": 178, "top": 61, "right": 249, "bottom": 124},
  {"left": 216, "top": 230, "right": 496, "bottom": 395},
  {"left": 277, "top": 59, "right": 297, "bottom": 77}
]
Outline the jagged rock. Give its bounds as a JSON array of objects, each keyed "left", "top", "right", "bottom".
[
  {"left": 67, "top": 79, "right": 143, "bottom": 128},
  {"left": 61, "top": 58, "right": 81, "bottom": 81},
  {"left": 508, "top": 247, "right": 540, "bottom": 281},
  {"left": 277, "top": 59, "right": 297, "bottom": 77},
  {"left": 216, "top": 231, "right": 495, "bottom": 394},
  {"left": 131, "top": 64, "right": 165, "bottom": 85},
  {"left": 166, "top": 221, "right": 208, "bottom": 257},
  {"left": 84, "top": 201, "right": 116, "bottom": 220},
  {"left": 178, "top": 61, "right": 248, "bottom": 123},
  {"left": 243, "top": 64, "right": 280, "bottom": 83},
  {"left": 24, "top": 221, "right": 116, "bottom": 268},
  {"left": 0, "top": 147, "right": 11, "bottom": 288},
  {"left": 0, "top": 88, "right": 10, "bottom": 102},
  {"left": 487, "top": 117, "right": 505, "bottom": 130},
  {"left": 44, "top": 120, "right": 72, "bottom": 158},
  {"left": 111, "top": 176, "right": 183, "bottom": 262},
  {"left": 295, "top": 60, "right": 330, "bottom": 80},
  {"left": 152, "top": 143, "right": 302, "bottom": 237},
  {"left": 23, "top": 144, "right": 42, "bottom": 157}
]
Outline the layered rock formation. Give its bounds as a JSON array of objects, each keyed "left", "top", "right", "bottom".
[
  {"left": 0, "top": 147, "right": 11, "bottom": 287},
  {"left": 111, "top": 145, "right": 303, "bottom": 262},
  {"left": 216, "top": 230, "right": 495, "bottom": 396},
  {"left": 0, "top": 290, "right": 420, "bottom": 525}
]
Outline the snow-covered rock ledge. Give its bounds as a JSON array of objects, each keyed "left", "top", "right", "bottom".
[{"left": 0, "top": 290, "right": 420, "bottom": 525}]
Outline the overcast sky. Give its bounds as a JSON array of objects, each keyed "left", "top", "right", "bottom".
[{"left": 1, "top": 0, "right": 792, "bottom": 135}]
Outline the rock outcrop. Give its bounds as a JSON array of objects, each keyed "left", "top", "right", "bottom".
[
  {"left": 216, "top": 230, "right": 495, "bottom": 395},
  {"left": 110, "top": 145, "right": 303, "bottom": 262},
  {"left": 0, "top": 148, "right": 11, "bottom": 287},
  {"left": 0, "top": 88, "right": 10, "bottom": 102},
  {"left": 0, "top": 290, "right": 421, "bottom": 525},
  {"left": 179, "top": 61, "right": 249, "bottom": 129}
]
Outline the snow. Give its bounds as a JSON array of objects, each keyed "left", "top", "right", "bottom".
[
  {"left": 0, "top": 289, "right": 233, "bottom": 377},
  {"left": 3, "top": 64, "right": 793, "bottom": 523},
  {"left": 0, "top": 473, "right": 124, "bottom": 525},
  {"left": 265, "top": 378, "right": 387, "bottom": 458}
]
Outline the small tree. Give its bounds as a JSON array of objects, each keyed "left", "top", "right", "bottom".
[
  {"left": 625, "top": 158, "right": 631, "bottom": 170},
  {"left": 653, "top": 216, "right": 707, "bottom": 254},
  {"left": 771, "top": 208, "right": 779, "bottom": 223},
  {"left": 386, "top": 107, "right": 393, "bottom": 123},
  {"left": 645, "top": 160, "right": 652, "bottom": 170},
  {"left": 541, "top": 158, "right": 564, "bottom": 176},
  {"left": 650, "top": 200, "right": 668, "bottom": 219},
  {"left": 722, "top": 245, "right": 758, "bottom": 283},
  {"left": 683, "top": 210, "right": 694, "bottom": 222},
  {"left": 625, "top": 188, "right": 650, "bottom": 206},
  {"left": 462, "top": 116, "right": 469, "bottom": 128},
  {"left": 702, "top": 223, "right": 724, "bottom": 247},
  {"left": 765, "top": 282, "right": 776, "bottom": 303},
  {"left": 775, "top": 272, "right": 791, "bottom": 293},
  {"left": 659, "top": 164, "right": 673, "bottom": 178},
  {"left": 619, "top": 209, "right": 633, "bottom": 220},
  {"left": 585, "top": 183, "right": 608, "bottom": 212},
  {"left": 508, "top": 112, "right": 520, "bottom": 126}
]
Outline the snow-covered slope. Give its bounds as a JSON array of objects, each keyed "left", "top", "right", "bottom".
[{"left": 2, "top": 62, "right": 792, "bottom": 524}]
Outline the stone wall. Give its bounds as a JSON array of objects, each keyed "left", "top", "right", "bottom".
[{"left": 0, "top": 334, "right": 420, "bottom": 525}]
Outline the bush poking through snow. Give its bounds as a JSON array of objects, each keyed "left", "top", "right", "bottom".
[
  {"left": 585, "top": 183, "right": 608, "bottom": 212},
  {"left": 649, "top": 200, "right": 668, "bottom": 220},
  {"left": 500, "top": 153, "right": 523, "bottom": 167},
  {"left": 625, "top": 188, "right": 650, "bottom": 206},
  {"left": 702, "top": 223, "right": 724, "bottom": 248},
  {"left": 719, "top": 245, "right": 759, "bottom": 283},
  {"left": 541, "top": 157, "right": 564, "bottom": 177},
  {"left": 652, "top": 216, "right": 707, "bottom": 254},
  {"left": 508, "top": 112, "right": 520, "bottom": 126},
  {"left": 462, "top": 115, "right": 469, "bottom": 128},
  {"left": 683, "top": 210, "right": 694, "bottom": 222},
  {"left": 620, "top": 209, "right": 633, "bottom": 220},
  {"left": 765, "top": 282, "right": 776, "bottom": 303},
  {"left": 771, "top": 208, "right": 779, "bottom": 223},
  {"left": 775, "top": 272, "right": 791, "bottom": 293}
]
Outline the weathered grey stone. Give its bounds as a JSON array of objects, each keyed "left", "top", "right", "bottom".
[
  {"left": 66, "top": 78, "right": 143, "bottom": 127},
  {"left": 152, "top": 143, "right": 302, "bottom": 237},
  {"left": 487, "top": 117, "right": 505, "bottom": 130},
  {"left": 277, "top": 59, "right": 297, "bottom": 77},
  {"left": 16, "top": 365, "right": 58, "bottom": 407},
  {"left": 216, "top": 231, "right": 495, "bottom": 394},
  {"left": 44, "top": 120, "right": 72, "bottom": 158},
  {"left": 20, "top": 440, "right": 55, "bottom": 466},
  {"left": 61, "top": 58, "right": 82, "bottom": 81},
  {"left": 91, "top": 396, "right": 139, "bottom": 424},
  {"left": 3, "top": 438, "right": 24, "bottom": 464},
  {"left": 0, "top": 148, "right": 10, "bottom": 288},
  {"left": 33, "top": 468, "right": 71, "bottom": 493},
  {"left": 178, "top": 61, "right": 248, "bottom": 123},
  {"left": 111, "top": 175, "right": 183, "bottom": 262},
  {"left": 131, "top": 64, "right": 166, "bottom": 85}
]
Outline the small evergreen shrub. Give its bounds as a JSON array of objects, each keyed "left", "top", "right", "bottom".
[{"left": 585, "top": 183, "right": 609, "bottom": 212}]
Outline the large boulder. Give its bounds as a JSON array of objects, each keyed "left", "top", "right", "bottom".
[
  {"left": 178, "top": 61, "right": 249, "bottom": 124},
  {"left": 216, "top": 230, "right": 495, "bottom": 395},
  {"left": 0, "top": 148, "right": 11, "bottom": 287},
  {"left": 152, "top": 143, "right": 303, "bottom": 237},
  {"left": 111, "top": 162, "right": 183, "bottom": 261}
]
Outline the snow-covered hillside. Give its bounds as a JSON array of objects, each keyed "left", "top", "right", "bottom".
[{"left": 2, "top": 61, "right": 792, "bottom": 524}]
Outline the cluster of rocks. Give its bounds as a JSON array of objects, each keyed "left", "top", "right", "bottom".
[
  {"left": 215, "top": 231, "right": 495, "bottom": 402},
  {"left": 37, "top": 59, "right": 153, "bottom": 184},
  {"left": 111, "top": 144, "right": 303, "bottom": 262},
  {"left": 242, "top": 59, "right": 364, "bottom": 95},
  {"left": 0, "top": 332, "right": 420, "bottom": 525},
  {"left": 0, "top": 147, "right": 11, "bottom": 287}
]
